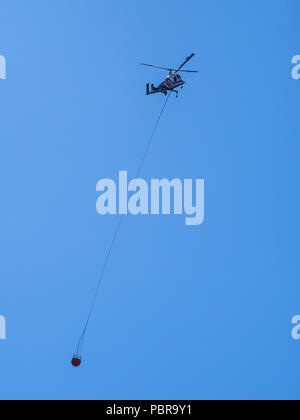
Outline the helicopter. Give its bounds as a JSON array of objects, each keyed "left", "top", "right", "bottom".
[{"left": 141, "top": 53, "right": 198, "bottom": 98}]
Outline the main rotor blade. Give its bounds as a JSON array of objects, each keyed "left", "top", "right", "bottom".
[
  {"left": 178, "top": 69, "right": 199, "bottom": 73},
  {"left": 141, "top": 63, "right": 173, "bottom": 71},
  {"left": 175, "top": 53, "right": 196, "bottom": 73}
]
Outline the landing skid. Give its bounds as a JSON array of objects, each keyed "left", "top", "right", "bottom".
[{"left": 170, "top": 89, "right": 179, "bottom": 98}]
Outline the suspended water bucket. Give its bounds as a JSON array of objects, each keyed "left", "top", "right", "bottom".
[{"left": 71, "top": 355, "right": 82, "bottom": 368}]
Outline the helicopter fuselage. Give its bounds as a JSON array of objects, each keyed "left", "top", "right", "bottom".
[
  {"left": 147, "top": 72, "right": 185, "bottom": 96},
  {"left": 162, "top": 76, "right": 185, "bottom": 90}
]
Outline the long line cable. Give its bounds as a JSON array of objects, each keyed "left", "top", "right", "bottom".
[{"left": 76, "top": 92, "right": 172, "bottom": 354}]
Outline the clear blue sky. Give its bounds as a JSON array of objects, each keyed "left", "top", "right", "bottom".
[{"left": 0, "top": 0, "right": 300, "bottom": 400}]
